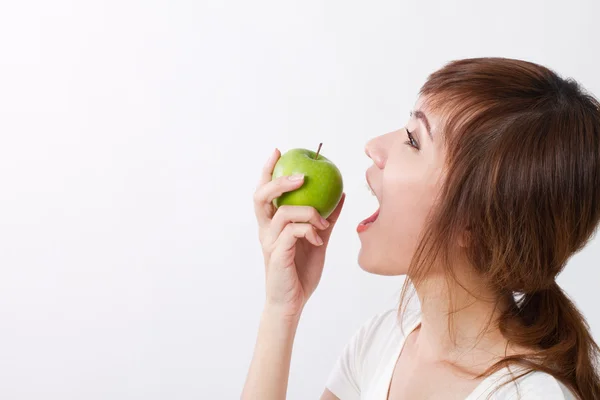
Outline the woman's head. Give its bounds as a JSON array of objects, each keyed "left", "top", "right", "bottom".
[
  {"left": 416, "top": 58, "right": 600, "bottom": 294},
  {"left": 362, "top": 57, "right": 600, "bottom": 399}
]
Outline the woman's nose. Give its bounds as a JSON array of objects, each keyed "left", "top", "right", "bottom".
[{"left": 364, "top": 136, "right": 387, "bottom": 169}]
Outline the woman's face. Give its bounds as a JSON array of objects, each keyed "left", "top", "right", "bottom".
[{"left": 358, "top": 96, "right": 447, "bottom": 276}]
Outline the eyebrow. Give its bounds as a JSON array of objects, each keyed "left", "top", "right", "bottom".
[{"left": 410, "top": 110, "right": 433, "bottom": 141}]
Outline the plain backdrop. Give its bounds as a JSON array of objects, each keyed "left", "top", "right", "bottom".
[{"left": 0, "top": 1, "right": 599, "bottom": 399}]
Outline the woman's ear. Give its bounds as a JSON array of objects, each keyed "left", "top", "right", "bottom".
[{"left": 458, "top": 227, "right": 471, "bottom": 248}]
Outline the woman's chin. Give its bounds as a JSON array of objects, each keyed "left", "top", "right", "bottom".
[{"left": 357, "top": 250, "right": 408, "bottom": 276}]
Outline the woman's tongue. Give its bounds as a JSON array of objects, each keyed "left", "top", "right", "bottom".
[{"left": 361, "top": 207, "right": 380, "bottom": 225}]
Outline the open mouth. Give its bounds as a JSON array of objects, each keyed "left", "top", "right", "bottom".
[
  {"left": 358, "top": 175, "right": 380, "bottom": 233},
  {"left": 357, "top": 207, "right": 380, "bottom": 233}
]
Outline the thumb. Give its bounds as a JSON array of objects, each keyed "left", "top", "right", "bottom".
[{"left": 320, "top": 192, "right": 345, "bottom": 243}]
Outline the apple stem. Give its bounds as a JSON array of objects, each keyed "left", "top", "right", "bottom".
[{"left": 314, "top": 143, "right": 323, "bottom": 159}]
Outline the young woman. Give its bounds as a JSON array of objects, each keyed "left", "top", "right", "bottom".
[{"left": 241, "top": 57, "right": 600, "bottom": 400}]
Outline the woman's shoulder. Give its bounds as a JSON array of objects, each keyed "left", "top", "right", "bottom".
[
  {"left": 325, "top": 304, "right": 421, "bottom": 399},
  {"left": 484, "top": 368, "right": 577, "bottom": 400},
  {"left": 514, "top": 370, "right": 577, "bottom": 399},
  {"left": 350, "top": 302, "right": 421, "bottom": 356}
]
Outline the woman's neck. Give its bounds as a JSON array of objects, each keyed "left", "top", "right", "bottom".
[{"left": 410, "top": 270, "right": 513, "bottom": 369}]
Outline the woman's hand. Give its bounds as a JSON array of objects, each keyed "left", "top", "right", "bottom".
[{"left": 253, "top": 148, "right": 345, "bottom": 319}]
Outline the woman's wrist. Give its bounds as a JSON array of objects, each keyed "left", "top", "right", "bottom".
[{"left": 262, "top": 302, "right": 303, "bottom": 327}]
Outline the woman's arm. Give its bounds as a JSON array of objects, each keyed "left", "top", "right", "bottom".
[
  {"left": 241, "top": 306, "right": 300, "bottom": 400},
  {"left": 239, "top": 309, "right": 348, "bottom": 400},
  {"left": 242, "top": 149, "right": 345, "bottom": 399},
  {"left": 241, "top": 304, "right": 342, "bottom": 400}
]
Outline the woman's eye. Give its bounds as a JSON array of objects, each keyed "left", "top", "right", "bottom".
[{"left": 405, "top": 129, "right": 419, "bottom": 150}]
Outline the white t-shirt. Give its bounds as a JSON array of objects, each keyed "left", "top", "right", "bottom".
[{"left": 326, "top": 304, "right": 577, "bottom": 400}]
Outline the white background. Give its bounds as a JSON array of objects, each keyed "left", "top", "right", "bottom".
[{"left": 0, "top": 1, "right": 598, "bottom": 399}]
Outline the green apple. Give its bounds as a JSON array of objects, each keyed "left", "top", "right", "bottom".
[{"left": 272, "top": 143, "right": 343, "bottom": 219}]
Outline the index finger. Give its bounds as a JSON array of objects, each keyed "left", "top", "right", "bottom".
[{"left": 257, "top": 148, "right": 280, "bottom": 189}]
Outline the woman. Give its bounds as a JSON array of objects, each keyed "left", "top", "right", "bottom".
[{"left": 241, "top": 57, "right": 600, "bottom": 399}]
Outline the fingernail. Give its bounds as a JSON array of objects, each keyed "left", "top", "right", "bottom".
[
  {"left": 320, "top": 217, "right": 330, "bottom": 228},
  {"left": 288, "top": 174, "right": 304, "bottom": 181},
  {"left": 316, "top": 236, "right": 323, "bottom": 245}
]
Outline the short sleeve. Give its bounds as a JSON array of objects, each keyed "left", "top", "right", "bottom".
[{"left": 325, "top": 313, "right": 386, "bottom": 400}]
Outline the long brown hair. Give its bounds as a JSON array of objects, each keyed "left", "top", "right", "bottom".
[{"left": 398, "top": 57, "right": 600, "bottom": 399}]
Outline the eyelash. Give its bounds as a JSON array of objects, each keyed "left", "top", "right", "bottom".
[{"left": 405, "top": 129, "right": 419, "bottom": 150}]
